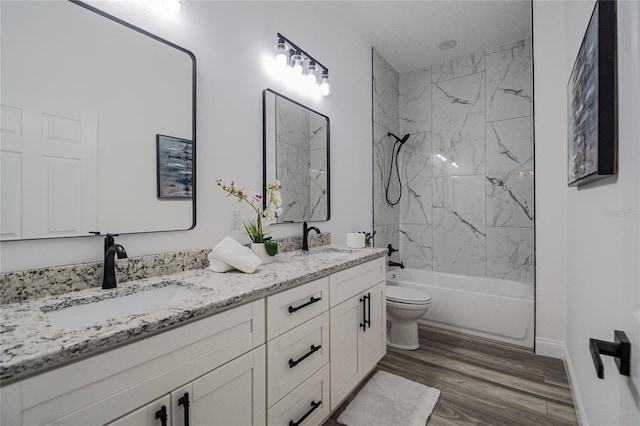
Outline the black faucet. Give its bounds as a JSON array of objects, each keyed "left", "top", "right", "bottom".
[
  {"left": 388, "top": 260, "right": 405, "bottom": 269},
  {"left": 302, "top": 221, "right": 320, "bottom": 251},
  {"left": 103, "top": 234, "right": 128, "bottom": 289},
  {"left": 387, "top": 244, "right": 399, "bottom": 257}
]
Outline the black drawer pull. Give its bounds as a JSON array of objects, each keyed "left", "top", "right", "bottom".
[
  {"left": 289, "top": 400, "right": 322, "bottom": 426},
  {"left": 359, "top": 296, "right": 366, "bottom": 331},
  {"left": 289, "top": 344, "right": 322, "bottom": 368},
  {"left": 288, "top": 296, "right": 321, "bottom": 313},
  {"left": 365, "top": 293, "right": 371, "bottom": 329},
  {"left": 178, "top": 392, "right": 190, "bottom": 426},
  {"left": 155, "top": 405, "right": 168, "bottom": 426}
]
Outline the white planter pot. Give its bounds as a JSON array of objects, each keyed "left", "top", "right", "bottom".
[{"left": 251, "top": 243, "right": 273, "bottom": 264}]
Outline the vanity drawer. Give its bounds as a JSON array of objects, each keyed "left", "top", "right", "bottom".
[
  {"left": 267, "top": 312, "right": 329, "bottom": 407},
  {"left": 329, "top": 258, "right": 385, "bottom": 307},
  {"left": 267, "top": 364, "right": 330, "bottom": 426},
  {"left": 266, "top": 277, "right": 329, "bottom": 340}
]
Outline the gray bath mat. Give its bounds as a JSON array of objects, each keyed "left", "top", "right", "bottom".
[{"left": 337, "top": 370, "right": 440, "bottom": 426}]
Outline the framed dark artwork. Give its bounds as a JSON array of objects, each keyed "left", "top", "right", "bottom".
[
  {"left": 157, "top": 134, "right": 193, "bottom": 198},
  {"left": 567, "top": 0, "right": 617, "bottom": 186}
]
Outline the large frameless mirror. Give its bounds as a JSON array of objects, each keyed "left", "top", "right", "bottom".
[
  {"left": 0, "top": 0, "right": 196, "bottom": 241},
  {"left": 263, "top": 89, "right": 330, "bottom": 223}
]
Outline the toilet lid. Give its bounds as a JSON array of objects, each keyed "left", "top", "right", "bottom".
[{"left": 386, "top": 286, "right": 431, "bottom": 304}]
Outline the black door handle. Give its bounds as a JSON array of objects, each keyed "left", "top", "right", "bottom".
[
  {"left": 155, "top": 405, "right": 168, "bottom": 426},
  {"left": 366, "top": 292, "right": 371, "bottom": 329},
  {"left": 289, "top": 344, "right": 322, "bottom": 368},
  {"left": 589, "top": 330, "right": 631, "bottom": 379},
  {"left": 289, "top": 400, "right": 322, "bottom": 426},
  {"left": 178, "top": 392, "right": 190, "bottom": 426},
  {"left": 359, "top": 296, "right": 366, "bottom": 331},
  {"left": 289, "top": 296, "right": 321, "bottom": 313}
]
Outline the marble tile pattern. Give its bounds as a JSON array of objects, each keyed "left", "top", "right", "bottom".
[
  {"left": 486, "top": 39, "right": 533, "bottom": 122},
  {"left": 0, "top": 249, "right": 210, "bottom": 304},
  {"left": 399, "top": 68, "right": 432, "bottom": 135},
  {"left": 276, "top": 97, "right": 311, "bottom": 222},
  {"left": 432, "top": 49, "right": 485, "bottom": 83},
  {"left": 373, "top": 48, "right": 400, "bottom": 233},
  {"left": 372, "top": 38, "right": 532, "bottom": 286},
  {"left": 0, "top": 245, "right": 385, "bottom": 382}
]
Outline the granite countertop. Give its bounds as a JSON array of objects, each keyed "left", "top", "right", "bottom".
[{"left": 0, "top": 245, "right": 386, "bottom": 384}]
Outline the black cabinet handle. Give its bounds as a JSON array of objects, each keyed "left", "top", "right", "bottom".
[
  {"left": 589, "top": 330, "right": 631, "bottom": 379},
  {"left": 155, "top": 405, "right": 168, "bottom": 426},
  {"left": 289, "top": 344, "right": 322, "bottom": 368},
  {"left": 359, "top": 296, "right": 366, "bottom": 331},
  {"left": 366, "top": 292, "right": 371, "bottom": 329},
  {"left": 289, "top": 400, "right": 322, "bottom": 426},
  {"left": 289, "top": 296, "right": 321, "bottom": 313},
  {"left": 178, "top": 392, "right": 190, "bottom": 426}
]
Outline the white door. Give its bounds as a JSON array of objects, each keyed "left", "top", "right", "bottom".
[
  {"left": 563, "top": 1, "right": 640, "bottom": 424},
  {"left": 329, "top": 294, "right": 364, "bottom": 410},
  {"left": 362, "top": 283, "right": 387, "bottom": 373},
  {"left": 0, "top": 101, "right": 96, "bottom": 239},
  {"left": 107, "top": 394, "right": 170, "bottom": 426}
]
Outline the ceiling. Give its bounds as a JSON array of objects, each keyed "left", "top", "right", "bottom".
[{"left": 329, "top": 1, "right": 532, "bottom": 74}]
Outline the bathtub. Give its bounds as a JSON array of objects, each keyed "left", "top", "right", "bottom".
[{"left": 386, "top": 268, "right": 534, "bottom": 348}]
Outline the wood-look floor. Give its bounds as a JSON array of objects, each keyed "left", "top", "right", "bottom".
[{"left": 324, "top": 325, "right": 578, "bottom": 426}]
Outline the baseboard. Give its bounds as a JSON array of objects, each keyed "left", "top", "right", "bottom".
[
  {"left": 534, "top": 337, "right": 565, "bottom": 359},
  {"left": 563, "top": 345, "right": 588, "bottom": 426}
]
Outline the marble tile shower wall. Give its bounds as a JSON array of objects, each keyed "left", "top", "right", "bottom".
[
  {"left": 374, "top": 39, "right": 534, "bottom": 286},
  {"left": 372, "top": 48, "right": 400, "bottom": 255}
]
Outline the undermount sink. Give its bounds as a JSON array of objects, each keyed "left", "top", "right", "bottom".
[
  {"left": 43, "top": 284, "right": 203, "bottom": 330},
  {"left": 307, "top": 248, "right": 354, "bottom": 260}
]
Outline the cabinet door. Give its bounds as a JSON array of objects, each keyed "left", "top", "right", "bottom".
[
  {"left": 108, "top": 395, "right": 170, "bottom": 426},
  {"left": 362, "top": 282, "right": 387, "bottom": 373},
  {"left": 189, "top": 346, "right": 266, "bottom": 426},
  {"left": 329, "top": 295, "right": 365, "bottom": 410}
]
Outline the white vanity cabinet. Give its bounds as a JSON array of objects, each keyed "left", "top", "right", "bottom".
[
  {"left": 266, "top": 277, "right": 331, "bottom": 426},
  {"left": 329, "top": 258, "right": 386, "bottom": 410},
  {"left": 108, "top": 395, "right": 171, "bottom": 426},
  {"left": 1, "top": 300, "right": 265, "bottom": 426}
]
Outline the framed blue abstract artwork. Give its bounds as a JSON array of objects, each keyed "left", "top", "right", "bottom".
[
  {"left": 156, "top": 134, "right": 193, "bottom": 198},
  {"left": 567, "top": 0, "right": 617, "bottom": 186}
]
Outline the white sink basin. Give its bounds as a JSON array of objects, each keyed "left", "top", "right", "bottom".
[
  {"left": 308, "top": 249, "right": 353, "bottom": 260},
  {"left": 44, "top": 285, "right": 203, "bottom": 330}
]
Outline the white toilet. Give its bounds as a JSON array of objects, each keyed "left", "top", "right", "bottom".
[{"left": 386, "top": 285, "right": 432, "bottom": 350}]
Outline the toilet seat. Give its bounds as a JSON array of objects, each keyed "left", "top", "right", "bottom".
[{"left": 386, "top": 286, "right": 431, "bottom": 305}]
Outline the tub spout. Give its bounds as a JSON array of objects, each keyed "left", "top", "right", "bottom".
[{"left": 388, "top": 260, "right": 405, "bottom": 269}]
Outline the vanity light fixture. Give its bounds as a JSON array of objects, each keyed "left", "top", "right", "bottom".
[{"left": 274, "top": 33, "right": 331, "bottom": 96}]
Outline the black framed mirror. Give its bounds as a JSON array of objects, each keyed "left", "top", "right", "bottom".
[
  {"left": 263, "top": 89, "right": 330, "bottom": 223},
  {"left": 0, "top": 0, "right": 196, "bottom": 241}
]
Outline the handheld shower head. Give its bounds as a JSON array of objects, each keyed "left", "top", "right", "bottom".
[{"left": 387, "top": 132, "right": 410, "bottom": 145}]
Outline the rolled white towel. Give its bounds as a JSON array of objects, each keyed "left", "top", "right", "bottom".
[
  {"left": 207, "top": 251, "right": 235, "bottom": 273},
  {"left": 210, "top": 236, "right": 262, "bottom": 273}
]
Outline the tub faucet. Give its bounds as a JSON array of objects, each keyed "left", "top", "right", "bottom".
[
  {"left": 103, "top": 234, "right": 128, "bottom": 289},
  {"left": 388, "top": 260, "right": 405, "bottom": 269},
  {"left": 302, "top": 222, "right": 320, "bottom": 251}
]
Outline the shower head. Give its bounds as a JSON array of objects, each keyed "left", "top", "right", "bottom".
[{"left": 387, "top": 132, "right": 410, "bottom": 144}]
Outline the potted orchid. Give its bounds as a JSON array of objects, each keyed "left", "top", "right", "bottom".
[{"left": 217, "top": 178, "right": 282, "bottom": 263}]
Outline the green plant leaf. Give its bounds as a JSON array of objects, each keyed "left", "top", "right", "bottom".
[{"left": 264, "top": 239, "right": 278, "bottom": 256}]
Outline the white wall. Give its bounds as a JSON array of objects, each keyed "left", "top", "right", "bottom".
[
  {"left": 532, "top": 1, "right": 568, "bottom": 359},
  {"left": 534, "top": 0, "right": 640, "bottom": 423},
  {"left": 0, "top": 1, "right": 373, "bottom": 272}
]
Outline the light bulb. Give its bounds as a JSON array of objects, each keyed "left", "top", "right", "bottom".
[
  {"left": 274, "top": 42, "right": 288, "bottom": 67},
  {"left": 161, "top": 0, "right": 182, "bottom": 12},
  {"left": 306, "top": 63, "right": 318, "bottom": 85},
  {"left": 291, "top": 53, "right": 303, "bottom": 75},
  {"left": 319, "top": 73, "right": 330, "bottom": 96}
]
